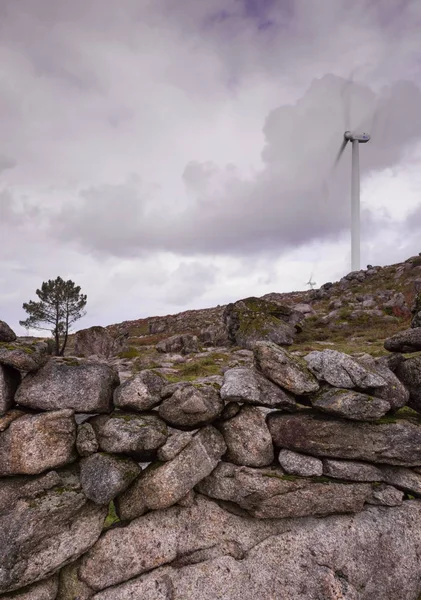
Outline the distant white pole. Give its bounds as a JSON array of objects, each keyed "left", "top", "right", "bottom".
[{"left": 351, "top": 139, "right": 360, "bottom": 272}]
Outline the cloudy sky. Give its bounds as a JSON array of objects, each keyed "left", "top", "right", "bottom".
[{"left": 1, "top": 0, "right": 421, "bottom": 335}]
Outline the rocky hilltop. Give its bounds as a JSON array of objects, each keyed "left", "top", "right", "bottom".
[
  {"left": 59, "top": 254, "right": 421, "bottom": 385},
  {"left": 2, "top": 255, "right": 421, "bottom": 598}
]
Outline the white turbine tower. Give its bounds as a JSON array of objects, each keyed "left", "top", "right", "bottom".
[{"left": 334, "top": 129, "right": 370, "bottom": 272}]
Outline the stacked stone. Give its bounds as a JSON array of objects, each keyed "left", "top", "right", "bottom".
[{"left": 2, "top": 320, "right": 421, "bottom": 599}]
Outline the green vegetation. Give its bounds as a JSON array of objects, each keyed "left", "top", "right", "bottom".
[
  {"left": 163, "top": 352, "right": 232, "bottom": 383},
  {"left": 104, "top": 501, "right": 120, "bottom": 529},
  {"left": 118, "top": 347, "right": 140, "bottom": 359}
]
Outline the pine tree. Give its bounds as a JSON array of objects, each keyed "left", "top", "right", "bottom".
[{"left": 20, "top": 277, "right": 87, "bottom": 356}]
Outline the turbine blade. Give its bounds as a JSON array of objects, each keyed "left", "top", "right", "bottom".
[
  {"left": 333, "top": 138, "right": 348, "bottom": 167},
  {"left": 341, "top": 69, "right": 356, "bottom": 129}
]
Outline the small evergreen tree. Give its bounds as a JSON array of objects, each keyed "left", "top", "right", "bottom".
[{"left": 20, "top": 277, "right": 87, "bottom": 356}]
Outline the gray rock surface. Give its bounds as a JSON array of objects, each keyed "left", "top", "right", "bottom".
[
  {"left": 0, "top": 409, "right": 25, "bottom": 432},
  {"left": 355, "top": 354, "right": 409, "bottom": 409},
  {"left": 90, "top": 412, "right": 168, "bottom": 459},
  {"left": 15, "top": 359, "right": 119, "bottom": 413},
  {"left": 74, "top": 326, "right": 124, "bottom": 358},
  {"left": 254, "top": 342, "right": 319, "bottom": 395},
  {"left": 323, "top": 459, "right": 384, "bottom": 482},
  {"left": 157, "top": 428, "right": 194, "bottom": 461},
  {"left": 219, "top": 406, "right": 274, "bottom": 467},
  {"left": 223, "top": 297, "right": 299, "bottom": 349},
  {"left": 76, "top": 422, "right": 99, "bottom": 456},
  {"left": 1, "top": 576, "right": 59, "bottom": 599},
  {"left": 311, "top": 388, "right": 391, "bottom": 421},
  {"left": 0, "top": 469, "right": 106, "bottom": 594},
  {"left": 0, "top": 409, "right": 76, "bottom": 476},
  {"left": 278, "top": 449, "right": 323, "bottom": 477},
  {"left": 379, "top": 466, "right": 421, "bottom": 496},
  {"left": 395, "top": 356, "right": 421, "bottom": 412},
  {"left": 57, "top": 560, "right": 93, "bottom": 600},
  {"left": 114, "top": 370, "right": 165, "bottom": 411},
  {"left": 221, "top": 367, "right": 296, "bottom": 409},
  {"left": 304, "top": 349, "right": 387, "bottom": 389},
  {"left": 81, "top": 493, "right": 287, "bottom": 591},
  {"left": 268, "top": 411, "right": 421, "bottom": 465},
  {"left": 0, "top": 320, "right": 17, "bottom": 342},
  {"left": 385, "top": 327, "right": 421, "bottom": 352},
  {"left": 80, "top": 496, "right": 421, "bottom": 600},
  {"left": 367, "top": 484, "right": 404, "bottom": 506},
  {"left": 197, "top": 462, "right": 372, "bottom": 518},
  {"left": 0, "top": 363, "right": 20, "bottom": 415},
  {"left": 116, "top": 427, "right": 226, "bottom": 519},
  {"left": 220, "top": 402, "right": 242, "bottom": 420},
  {"left": 80, "top": 453, "right": 141, "bottom": 504},
  {"left": 0, "top": 470, "right": 62, "bottom": 513},
  {"left": 156, "top": 334, "right": 200, "bottom": 355},
  {"left": 0, "top": 341, "right": 48, "bottom": 372},
  {"left": 158, "top": 383, "right": 223, "bottom": 428}
]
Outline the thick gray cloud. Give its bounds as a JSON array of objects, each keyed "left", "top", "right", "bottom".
[
  {"left": 1, "top": 0, "right": 421, "bottom": 334},
  {"left": 45, "top": 75, "right": 421, "bottom": 258}
]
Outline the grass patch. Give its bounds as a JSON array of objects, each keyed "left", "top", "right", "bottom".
[
  {"left": 104, "top": 501, "right": 120, "bottom": 529},
  {"left": 118, "top": 347, "right": 140, "bottom": 359}
]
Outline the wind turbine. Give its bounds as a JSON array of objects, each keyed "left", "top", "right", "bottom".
[
  {"left": 334, "top": 129, "right": 370, "bottom": 272},
  {"left": 333, "top": 72, "right": 374, "bottom": 273},
  {"left": 305, "top": 274, "right": 316, "bottom": 290}
]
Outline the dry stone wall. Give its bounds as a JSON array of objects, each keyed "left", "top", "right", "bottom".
[{"left": 2, "top": 324, "right": 421, "bottom": 599}]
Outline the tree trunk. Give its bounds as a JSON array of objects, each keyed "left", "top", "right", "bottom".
[
  {"left": 55, "top": 331, "right": 60, "bottom": 356},
  {"left": 59, "top": 300, "right": 70, "bottom": 356},
  {"left": 59, "top": 331, "right": 68, "bottom": 356}
]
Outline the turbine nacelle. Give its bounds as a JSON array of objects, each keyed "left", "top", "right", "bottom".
[{"left": 344, "top": 131, "right": 371, "bottom": 143}]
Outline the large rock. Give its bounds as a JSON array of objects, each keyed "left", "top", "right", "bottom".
[
  {"left": 74, "top": 326, "right": 124, "bottom": 358},
  {"left": 223, "top": 297, "right": 300, "bottom": 349},
  {"left": 80, "top": 494, "right": 288, "bottom": 591},
  {"left": 80, "top": 453, "right": 141, "bottom": 505},
  {"left": 395, "top": 356, "right": 421, "bottom": 412},
  {"left": 114, "top": 370, "right": 165, "bottom": 411},
  {"left": 268, "top": 411, "right": 421, "bottom": 466},
  {"left": 304, "top": 349, "right": 387, "bottom": 389},
  {"left": 323, "top": 459, "right": 384, "bottom": 482},
  {"left": 379, "top": 466, "right": 421, "bottom": 496},
  {"left": 311, "top": 388, "right": 391, "bottom": 421},
  {"left": 254, "top": 342, "right": 319, "bottom": 395},
  {"left": 0, "top": 409, "right": 76, "bottom": 476},
  {"left": 197, "top": 462, "right": 373, "bottom": 518},
  {"left": 278, "top": 449, "right": 323, "bottom": 477},
  {"left": 157, "top": 428, "right": 194, "bottom": 461},
  {"left": 90, "top": 412, "right": 168, "bottom": 459},
  {"left": 158, "top": 383, "right": 223, "bottom": 429},
  {"left": 0, "top": 468, "right": 106, "bottom": 594},
  {"left": 156, "top": 334, "right": 200, "bottom": 355},
  {"left": 221, "top": 367, "right": 296, "bottom": 409},
  {"left": 411, "top": 291, "right": 421, "bottom": 328},
  {"left": 0, "top": 363, "right": 21, "bottom": 415},
  {"left": 0, "top": 320, "right": 17, "bottom": 342},
  {"left": 199, "top": 322, "right": 230, "bottom": 347},
  {"left": 116, "top": 427, "right": 226, "bottom": 519},
  {"left": 0, "top": 341, "right": 48, "bottom": 372},
  {"left": 15, "top": 359, "right": 119, "bottom": 413},
  {"left": 88, "top": 500, "right": 421, "bottom": 600},
  {"left": 1, "top": 576, "right": 59, "bottom": 599},
  {"left": 384, "top": 327, "right": 421, "bottom": 352},
  {"left": 218, "top": 406, "right": 274, "bottom": 467},
  {"left": 355, "top": 354, "right": 409, "bottom": 409}
]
